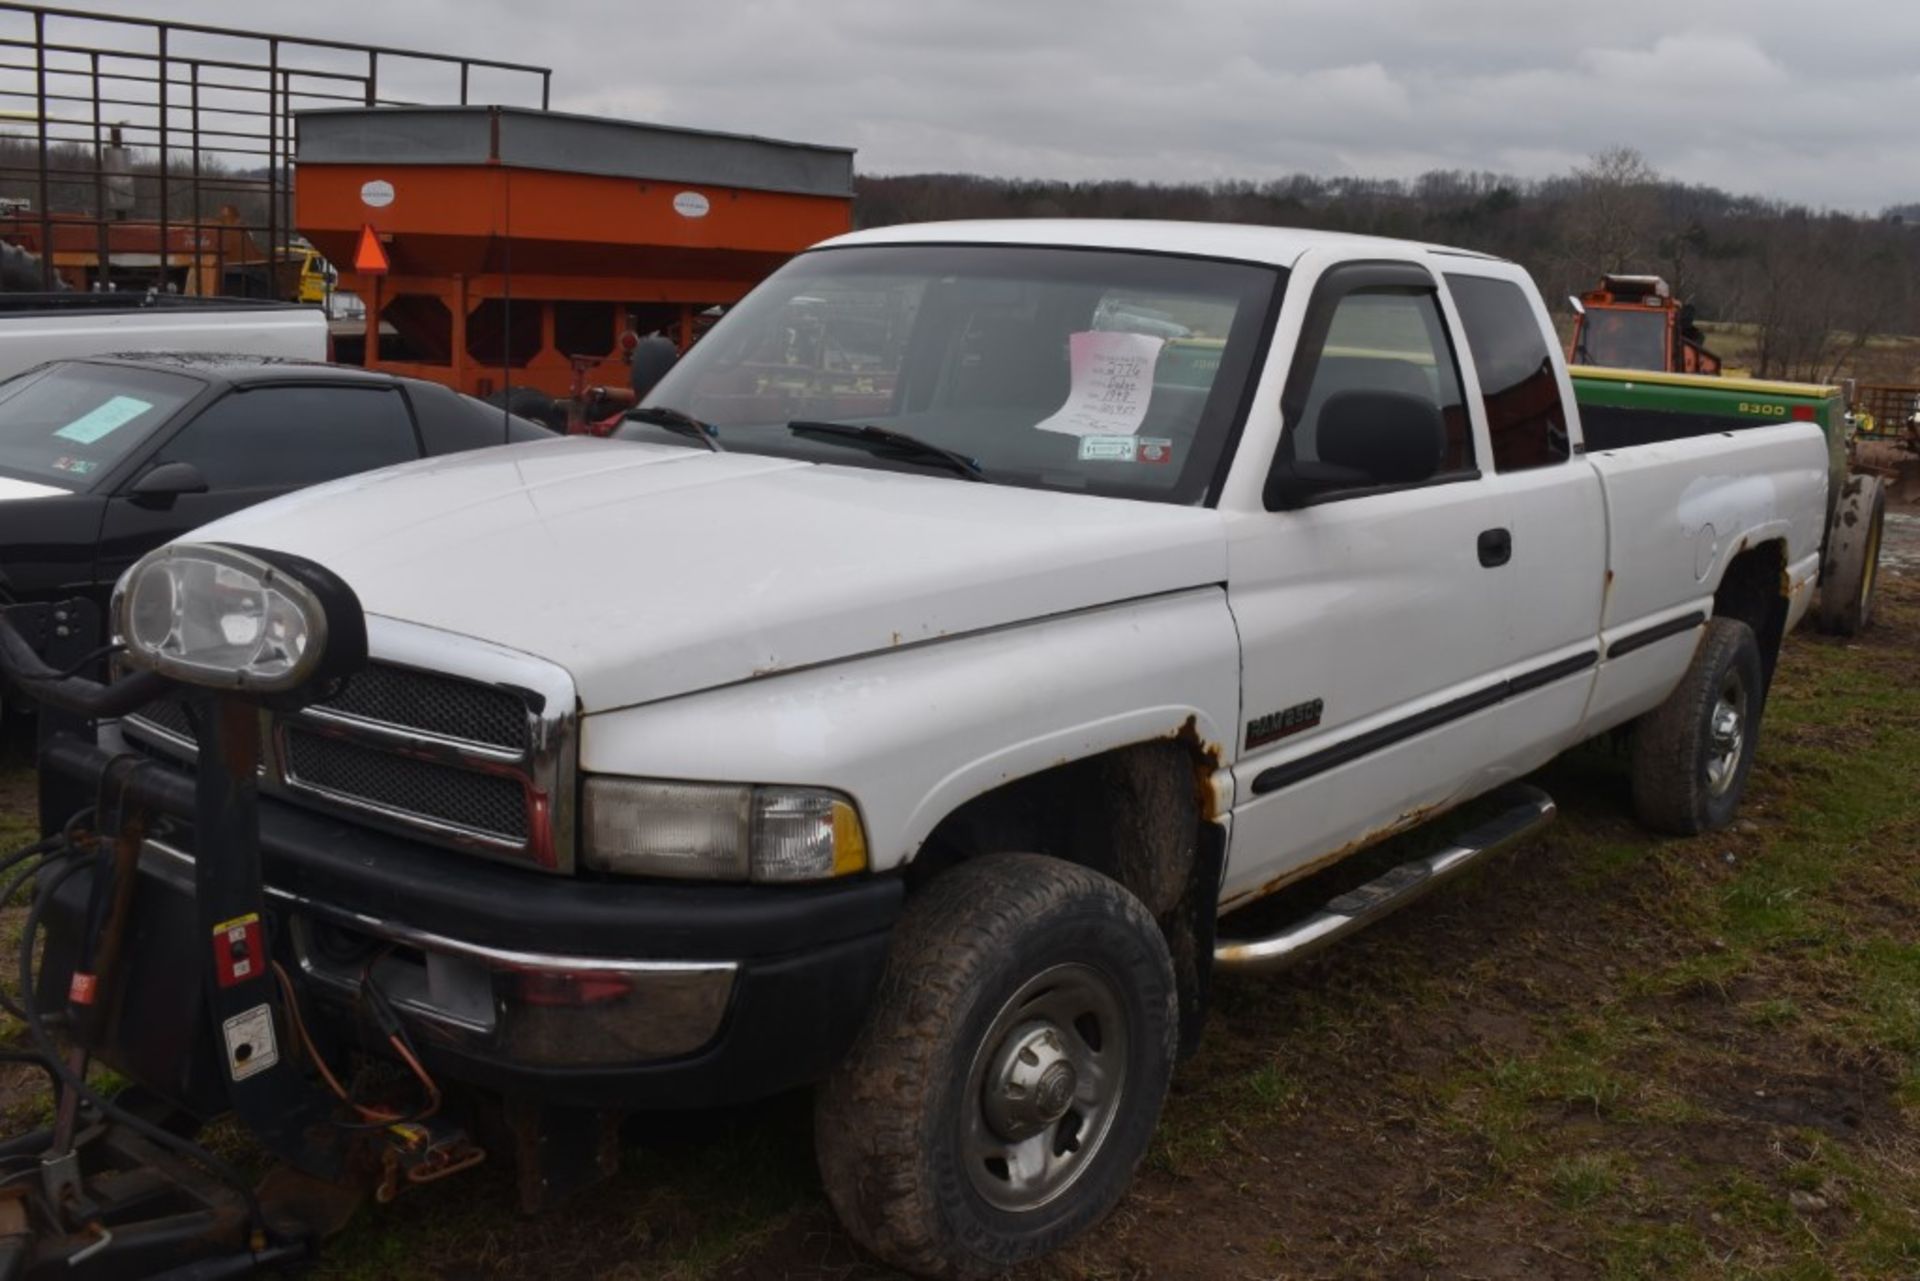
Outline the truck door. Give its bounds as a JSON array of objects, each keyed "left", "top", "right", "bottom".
[
  {"left": 1221, "top": 260, "right": 1509, "bottom": 908},
  {"left": 1441, "top": 270, "right": 1608, "bottom": 771}
]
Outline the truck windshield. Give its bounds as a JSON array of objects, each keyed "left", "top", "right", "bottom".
[
  {"left": 1579, "top": 308, "right": 1667, "bottom": 371},
  {"left": 627, "top": 244, "right": 1282, "bottom": 505},
  {"left": 0, "top": 362, "right": 199, "bottom": 491}
]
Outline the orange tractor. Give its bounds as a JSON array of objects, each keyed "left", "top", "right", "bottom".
[{"left": 1567, "top": 274, "right": 1723, "bottom": 375}]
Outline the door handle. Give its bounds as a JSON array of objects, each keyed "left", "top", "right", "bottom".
[{"left": 1478, "top": 527, "right": 1512, "bottom": 568}]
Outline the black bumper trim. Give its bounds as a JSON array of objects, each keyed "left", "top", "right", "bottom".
[
  {"left": 38, "top": 734, "right": 905, "bottom": 1109},
  {"left": 39, "top": 735, "right": 904, "bottom": 962}
]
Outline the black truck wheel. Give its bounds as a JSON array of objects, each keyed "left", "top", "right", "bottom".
[
  {"left": 1630, "top": 617, "right": 1766, "bottom": 835},
  {"left": 1816, "top": 473, "right": 1887, "bottom": 636},
  {"left": 815, "top": 853, "right": 1177, "bottom": 1280}
]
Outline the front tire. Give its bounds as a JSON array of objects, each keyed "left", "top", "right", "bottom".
[
  {"left": 1630, "top": 616, "right": 1767, "bottom": 835},
  {"left": 816, "top": 854, "right": 1177, "bottom": 1280}
]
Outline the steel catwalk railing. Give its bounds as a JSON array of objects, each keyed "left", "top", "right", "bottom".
[{"left": 0, "top": 3, "right": 552, "bottom": 292}]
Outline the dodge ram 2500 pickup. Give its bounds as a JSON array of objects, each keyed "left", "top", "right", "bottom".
[{"left": 35, "top": 221, "right": 1835, "bottom": 1278}]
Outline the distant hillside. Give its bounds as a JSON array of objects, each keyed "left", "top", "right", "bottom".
[{"left": 855, "top": 151, "right": 1919, "bottom": 384}]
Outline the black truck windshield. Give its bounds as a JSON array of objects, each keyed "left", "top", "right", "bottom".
[
  {"left": 0, "top": 362, "right": 199, "bottom": 490},
  {"left": 625, "top": 244, "right": 1282, "bottom": 505}
]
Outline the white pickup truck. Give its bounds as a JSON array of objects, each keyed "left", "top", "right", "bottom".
[
  {"left": 0, "top": 292, "right": 326, "bottom": 380},
  {"left": 45, "top": 221, "right": 1832, "bottom": 1278}
]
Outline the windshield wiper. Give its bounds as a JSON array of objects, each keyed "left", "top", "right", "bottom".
[
  {"left": 787, "top": 420, "right": 986, "bottom": 482},
  {"left": 623, "top": 405, "right": 725, "bottom": 453}
]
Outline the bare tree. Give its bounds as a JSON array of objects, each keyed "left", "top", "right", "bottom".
[{"left": 1557, "top": 146, "right": 1663, "bottom": 281}]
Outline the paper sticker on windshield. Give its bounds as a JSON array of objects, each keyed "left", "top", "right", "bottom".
[
  {"left": 1035, "top": 331, "right": 1164, "bottom": 437},
  {"left": 50, "top": 456, "right": 97, "bottom": 476},
  {"left": 53, "top": 395, "right": 152, "bottom": 445},
  {"left": 1136, "top": 437, "right": 1173, "bottom": 464}
]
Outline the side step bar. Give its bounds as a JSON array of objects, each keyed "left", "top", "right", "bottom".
[{"left": 1213, "top": 784, "right": 1557, "bottom": 975}]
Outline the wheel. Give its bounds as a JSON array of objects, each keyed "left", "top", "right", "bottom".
[
  {"left": 815, "top": 854, "right": 1177, "bottom": 1280},
  {"left": 1816, "top": 474, "right": 1886, "bottom": 636},
  {"left": 1630, "top": 617, "right": 1767, "bottom": 835}
]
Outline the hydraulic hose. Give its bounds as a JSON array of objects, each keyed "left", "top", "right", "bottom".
[{"left": 0, "top": 612, "right": 170, "bottom": 720}]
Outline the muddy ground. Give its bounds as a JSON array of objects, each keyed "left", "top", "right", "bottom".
[{"left": 0, "top": 479, "right": 1916, "bottom": 1280}]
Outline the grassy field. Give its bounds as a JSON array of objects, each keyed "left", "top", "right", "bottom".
[
  {"left": 1695, "top": 323, "right": 1920, "bottom": 386},
  {"left": 0, "top": 537, "right": 1915, "bottom": 1279}
]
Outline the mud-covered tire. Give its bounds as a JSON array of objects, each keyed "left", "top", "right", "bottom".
[
  {"left": 815, "top": 854, "right": 1177, "bottom": 1280},
  {"left": 1631, "top": 617, "right": 1767, "bottom": 835},
  {"left": 1816, "top": 473, "right": 1886, "bottom": 636}
]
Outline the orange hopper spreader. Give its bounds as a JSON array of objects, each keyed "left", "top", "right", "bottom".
[{"left": 296, "top": 105, "right": 855, "bottom": 404}]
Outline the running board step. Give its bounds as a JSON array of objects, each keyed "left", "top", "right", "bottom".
[{"left": 1213, "top": 784, "right": 1556, "bottom": 975}]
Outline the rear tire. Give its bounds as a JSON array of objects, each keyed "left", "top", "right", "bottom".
[
  {"left": 1816, "top": 473, "right": 1886, "bottom": 636},
  {"left": 815, "top": 854, "right": 1176, "bottom": 1280},
  {"left": 1631, "top": 617, "right": 1766, "bottom": 835}
]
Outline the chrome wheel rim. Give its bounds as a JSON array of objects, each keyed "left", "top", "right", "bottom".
[
  {"left": 960, "top": 962, "right": 1129, "bottom": 1213},
  {"left": 1705, "top": 671, "right": 1748, "bottom": 796}
]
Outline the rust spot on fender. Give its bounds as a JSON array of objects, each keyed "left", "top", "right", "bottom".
[{"left": 1167, "top": 715, "right": 1225, "bottom": 821}]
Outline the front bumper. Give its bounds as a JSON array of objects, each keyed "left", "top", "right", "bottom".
[{"left": 37, "top": 734, "right": 904, "bottom": 1112}]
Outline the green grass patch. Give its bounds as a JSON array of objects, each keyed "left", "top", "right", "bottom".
[{"left": 1548, "top": 1152, "right": 1624, "bottom": 1210}]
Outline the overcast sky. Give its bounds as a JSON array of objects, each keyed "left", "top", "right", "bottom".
[{"left": 21, "top": 0, "right": 1920, "bottom": 212}]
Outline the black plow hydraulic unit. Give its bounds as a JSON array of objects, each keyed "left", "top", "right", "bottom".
[{"left": 0, "top": 544, "right": 484, "bottom": 1278}]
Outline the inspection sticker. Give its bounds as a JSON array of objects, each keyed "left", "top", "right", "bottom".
[
  {"left": 1078, "top": 434, "right": 1138, "bottom": 462},
  {"left": 222, "top": 1003, "right": 279, "bottom": 1082},
  {"left": 53, "top": 395, "right": 150, "bottom": 445},
  {"left": 1135, "top": 437, "right": 1174, "bottom": 464}
]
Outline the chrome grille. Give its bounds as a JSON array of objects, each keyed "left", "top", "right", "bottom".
[
  {"left": 117, "top": 619, "right": 578, "bottom": 872},
  {"left": 283, "top": 729, "right": 530, "bottom": 842},
  {"left": 312, "top": 663, "right": 529, "bottom": 751}
]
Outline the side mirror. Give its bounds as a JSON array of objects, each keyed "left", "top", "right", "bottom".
[
  {"left": 1267, "top": 390, "right": 1445, "bottom": 509},
  {"left": 1567, "top": 295, "right": 1586, "bottom": 317},
  {"left": 126, "top": 461, "right": 209, "bottom": 508},
  {"left": 628, "top": 334, "right": 680, "bottom": 402}
]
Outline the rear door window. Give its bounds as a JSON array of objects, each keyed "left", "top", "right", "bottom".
[
  {"left": 1445, "top": 274, "right": 1572, "bottom": 471},
  {"left": 157, "top": 385, "right": 421, "bottom": 489}
]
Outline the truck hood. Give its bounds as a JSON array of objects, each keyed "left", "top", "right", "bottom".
[{"left": 190, "top": 438, "right": 1228, "bottom": 712}]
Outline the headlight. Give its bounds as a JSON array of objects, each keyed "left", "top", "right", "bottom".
[
  {"left": 583, "top": 779, "right": 868, "bottom": 882},
  {"left": 112, "top": 543, "right": 365, "bottom": 695}
]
